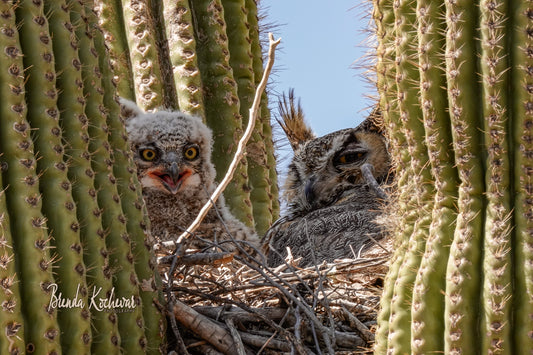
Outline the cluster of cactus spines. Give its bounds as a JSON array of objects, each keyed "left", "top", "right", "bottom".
[
  {"left": 511, "top": 2, "right": 533, "bottom": 353},
  {"left": 88, "top": 2, "right": 166, "bottom": 350},
  {"left": 374, "top": 0, "right": 533, "bottom": 353},
  {"left": 20, "top": 0, "right": 95, "bottom": 352},
  {"left": 121, "top": 0, "right": 167, "bottom": 110},
  {"left": 162, "top": 0, "right": 206, "bottom": 119},
  {"left": 71, "top": 2, "right": 149, "bottom": 353},
  {"left": 0, "top": 1, "right": 61, "bottom": 353}
]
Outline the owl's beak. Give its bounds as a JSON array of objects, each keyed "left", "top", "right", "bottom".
[
  {"left": 149, "top": 162, "right": 192, "bottom": 194},
  {"left": 304, "top": 176, "right": 316, "bottom": 203}
]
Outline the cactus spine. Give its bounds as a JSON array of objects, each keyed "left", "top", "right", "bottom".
[{"left": 374, "top": 0, "right": 533, "bottom": 353}]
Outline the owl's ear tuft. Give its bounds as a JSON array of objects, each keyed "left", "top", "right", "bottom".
[
  {"left": 277, "top": 89, "right": 315, "bottom": 151},
  {"left": 119, "top": 97, "right": 144, "bottom": 121}
]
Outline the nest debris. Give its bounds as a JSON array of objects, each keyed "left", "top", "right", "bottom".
[{"left": 157, "top": 238, "right": 391, "bottom": 355}]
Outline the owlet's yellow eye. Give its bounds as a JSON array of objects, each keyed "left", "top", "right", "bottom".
[
  {"left": 140, "top": 148, "right": 157, "bottom": 161},
  {"left": 184, "top": 146, "right": 199, "bottom": 160}
]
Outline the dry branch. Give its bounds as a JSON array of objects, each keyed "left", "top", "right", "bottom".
[
  {"left": 158, "top": 33, "right": 281, "bottom": 250},
  {"left": 171, "top": 299, "right": 237, "bottom": 354}
]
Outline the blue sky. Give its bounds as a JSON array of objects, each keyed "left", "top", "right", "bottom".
[{"left": 261, "top": 0, "right": 377, "bottom": 137}]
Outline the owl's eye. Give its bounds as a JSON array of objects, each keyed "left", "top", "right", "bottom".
[
  {"left": 184, "top": 146, "right": 199, "bottom": 160},
  {"left": 335, "top": 151, "right": 366, "bottom": 166},
  {"left": 140, "top": 148, "right": 157, "bottom": 161}
]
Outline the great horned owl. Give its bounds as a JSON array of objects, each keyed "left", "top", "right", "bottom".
[
  {"left": 263, "top": 92, "right": 390, "bottom": 266},
  {"left": 120, "top": 99, "right": 256, "bottom": 251}
]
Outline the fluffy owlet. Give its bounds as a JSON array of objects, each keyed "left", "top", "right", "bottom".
[
  {"left": 120, "top": 99, "right": 256, "bottom": 251},
  {"left": 263, "top": 92, "right": 390, "bottom": 266}
]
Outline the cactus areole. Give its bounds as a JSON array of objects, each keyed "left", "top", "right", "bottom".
[{"left": 373, "top": 0, "right": 533, "bottom": 354}]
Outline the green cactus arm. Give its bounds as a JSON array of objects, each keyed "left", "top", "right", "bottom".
[
  {"left": 89, "top": 5, "right": 167, "bottom": 352},
  {"left": 410, "top": 1, "right": 459, "bottom": 353},
  {"left": 443, "top": 1, "right": 485, "bottom": 353},
  {"left": 191, "top": 0, "right": 254, "bottom": 227},
  {"left": 162, "top": 0, "right": 206, "bottom": 119},
  {"left": 70, "top": 2, "right": 147, "bottom": 353},
  {"left": 479, "top": 1, "right": 513, "bottom": 353},
  {"left": 223, "top": 0, "right": 271, "bottom": 234},
  {"left": 120, "top": 0, "right": 166, "bottom": 110},
  {"left": 93, "top": 0, "right": 136, "bottom": 101},
  {"left": 510, "top": 1, "right": 533, "bottom": 353},
  {"left": 0, "top": 2, "right": 61, "bottom": 353},
  {"left": 18, "top": 1, "right": 95, "bottom": 352}
]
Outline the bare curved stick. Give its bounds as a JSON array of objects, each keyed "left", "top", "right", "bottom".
[{"left": 158, "top": 33, "right": 281, "bottom": 249}]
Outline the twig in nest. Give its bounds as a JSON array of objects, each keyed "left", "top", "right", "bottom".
[
  {"left": 225, "top": 318, "right": 247, "bottom": 355},
  {"left": 159, "top": 33, "right": 281, "bottom": 249},
  {"left": 158, "top": 252, "right": 234, "bottom": 266},
  {"left": 341, "top": 305, "right": 375, "bottom": 344},
  {"left": 171, "top": 299, "right": 238, "bottom": 353}
]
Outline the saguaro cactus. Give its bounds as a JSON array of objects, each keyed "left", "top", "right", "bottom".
[
  {"left": 0, "top": 0, "right": 165, "bottom": 353},
  {"left": 373, "top": 0, "right": 533, "bottom": 353}
]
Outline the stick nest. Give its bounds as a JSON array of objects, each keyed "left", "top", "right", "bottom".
[{"left": 158, "top": 238, "right": 391, "bottom": 355}]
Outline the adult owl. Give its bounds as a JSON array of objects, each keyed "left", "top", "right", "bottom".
[
  {"left": 120, "top": 99, "right": 256, "bottom": 251},
  {"left": 263, "top": 92, "right": 390, "bottom": 266}
]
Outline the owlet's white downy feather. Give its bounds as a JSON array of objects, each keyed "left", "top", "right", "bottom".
[{"left": 120, "top": 99, "right": 257, "bottom": 251}]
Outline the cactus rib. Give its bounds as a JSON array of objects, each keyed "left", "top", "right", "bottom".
[
  {"left": 443, "top": 1, "right": 485, "bottom": 353},
  {"left": 93, "top": 0, "right": 136, "bottom": 101},
  {"left": 121, "top": 0, "right": 166, "bottom": 110},
  {"left": 410, "top": 1, "right": 459, "bottom": 353},
  {"left": 0, "top": 14, "right": 24, "bottom": 346},
  {"left": 162, "top": 0, "right": 206, "bottom": 119},
  {"left": 479, "top": 0, "right": 513, "bottom": 353},
  {"left": 0, "top": 1, "right": 61, "bottom": 353},
  {"left": 510, "top": 1, "right": 533, "bottom": 353}
]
